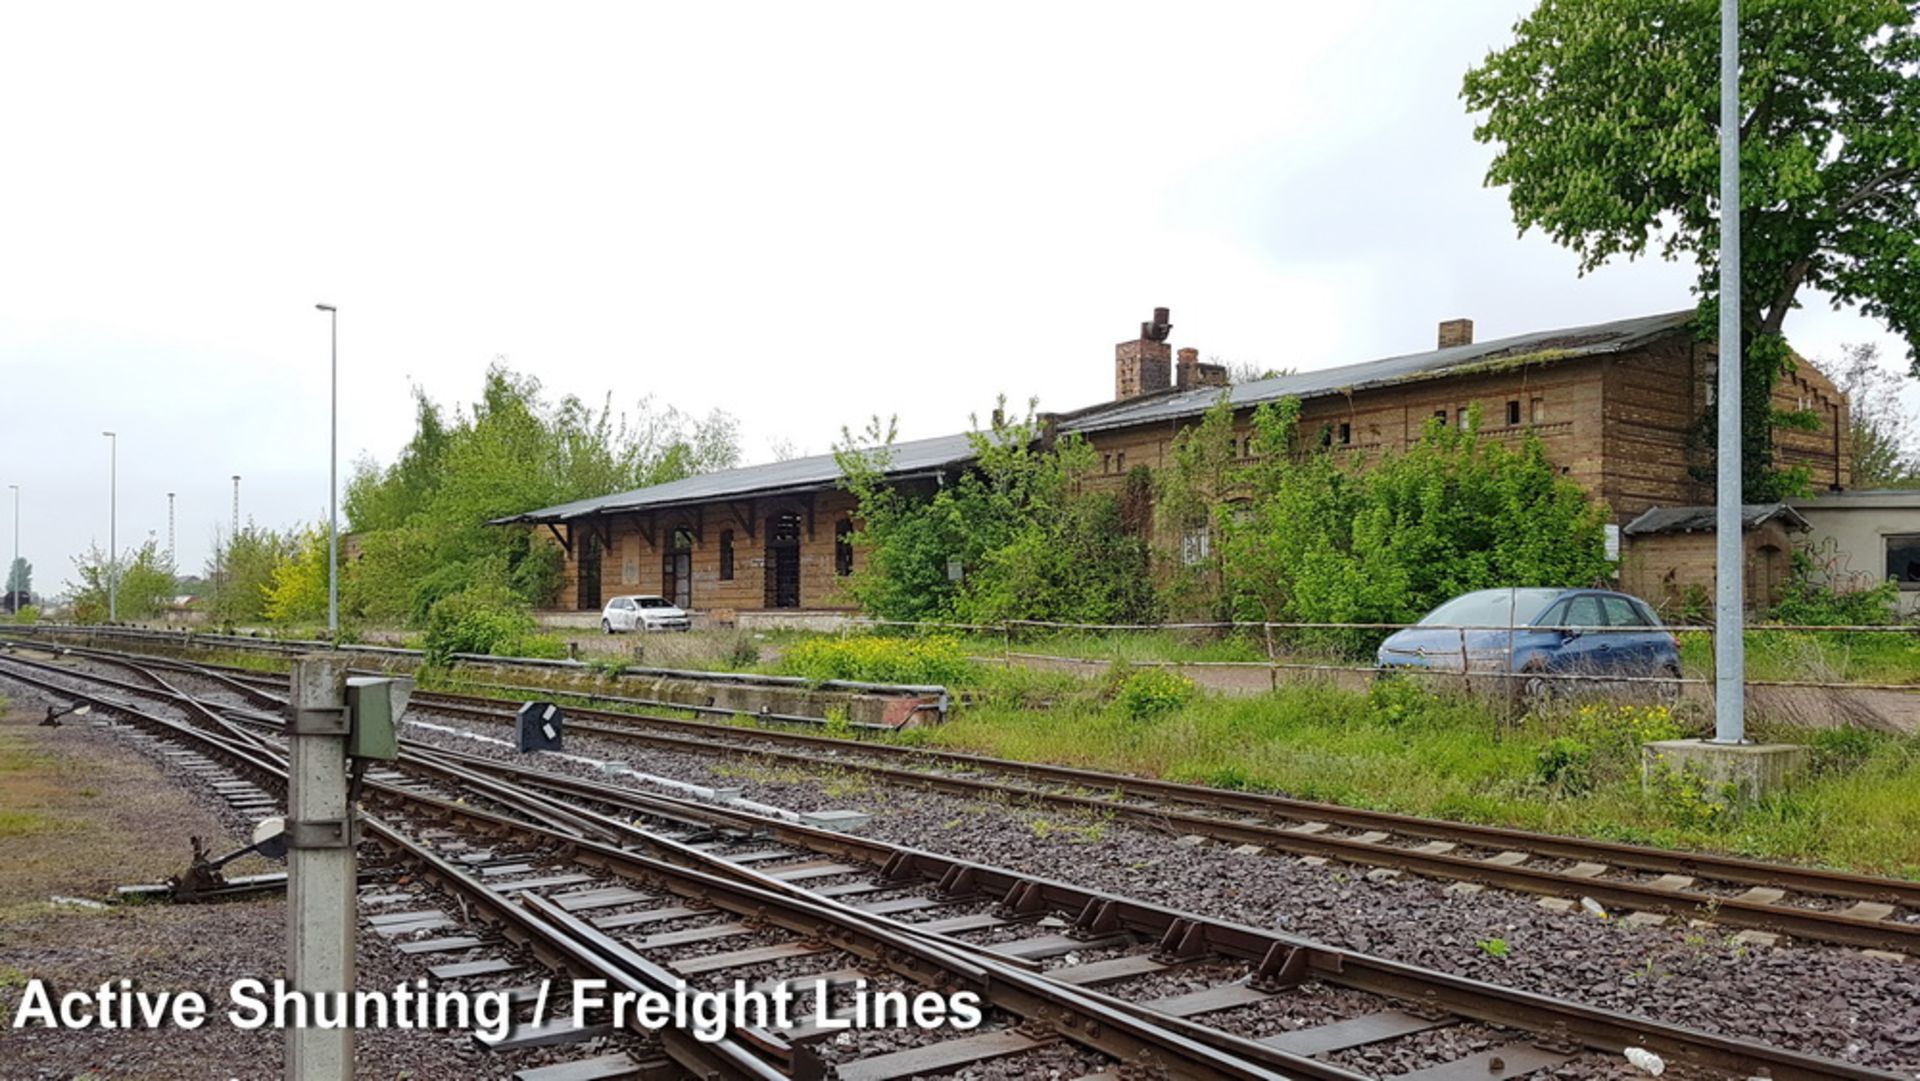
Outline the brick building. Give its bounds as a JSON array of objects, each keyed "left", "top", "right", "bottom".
[{"left": 497, "top": 307, "right": 1850, "bottom": 622}]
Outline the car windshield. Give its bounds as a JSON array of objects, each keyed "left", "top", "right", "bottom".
[
  {"left": 634, "top": 597, "right": 672, "bottom": 609},
  {"left": 1416, "top": 589, "right": 1562, "bottom": 628}
]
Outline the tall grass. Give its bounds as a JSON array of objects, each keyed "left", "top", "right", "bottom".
[{"left": 893, "top": 671, "right": 1920, "bottom": 878}]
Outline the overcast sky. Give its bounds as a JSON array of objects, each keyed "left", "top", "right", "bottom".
[{"left": 2, "top": 1, "right": 1912, "bottom": 596}]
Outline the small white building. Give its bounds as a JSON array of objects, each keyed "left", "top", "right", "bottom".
[{"left": 1789, "top": 488, "right": 1920, "bottom": 616}]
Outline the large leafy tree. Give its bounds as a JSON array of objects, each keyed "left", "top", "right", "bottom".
[
  {"left": 345, "top": 365, "right": 741, "bottom": 623},
  {"left": 1464, "top": 0, "right": 1920, "bottom": 499},
  {"left": 68, "top": 540, "right": 176, "bottom": 622}
]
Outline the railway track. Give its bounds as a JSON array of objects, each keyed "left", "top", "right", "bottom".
[
  {"left": 0, "top": 656, "right": 1275, "bottom": 1079},
  {"left": 21, "top": 639, "right": 1920, "bottom": 950},
  {"left": 2, "top": 648, "right": 1908, "bottom": 1079},
  {"left": 102, "top": 646, "right": 1915, "bottom": 957}
]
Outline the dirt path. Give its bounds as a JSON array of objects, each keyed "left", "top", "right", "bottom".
[{"left": 0, "top": 709, "right": 504, "bottom": 1079}]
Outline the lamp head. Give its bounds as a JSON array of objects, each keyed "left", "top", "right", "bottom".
[{"left": 315, "top": 303, "right": 336, "bottom": 312}]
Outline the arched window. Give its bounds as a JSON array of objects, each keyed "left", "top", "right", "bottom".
[{"left": 718, "top": 529, "right": 735, "bottom": 581}]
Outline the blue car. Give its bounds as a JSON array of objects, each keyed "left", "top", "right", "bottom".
[{"left": 1377, "top": 588, "right": 1682, "bottom": 699}]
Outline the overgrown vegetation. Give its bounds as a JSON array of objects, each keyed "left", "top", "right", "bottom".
[
  {"left": 780, "top": 635, "right": 975, "bottom": 686},
  {"left": 833, "top": 395, "right": 1612, "bottom": 648},
  {"left": 895, "top": 669, "right": 1920, "bottom": 877},
  {"left": 420, "top": 578, "right": 566, "bottom": 666},
  {"left": 344, "top": 368, "right": 739, "bottom": 626},
  {"left": 834, "top": 404, "right": 1156, "bottom": 625},
  {"left": 65, "top": 540, "right": 176, "bottom": 622}
]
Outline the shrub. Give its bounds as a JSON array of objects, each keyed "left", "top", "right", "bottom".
[
  {"left": 422, "top": 583, "right": 537, "bottom": 666},
  {"left": 1366, "top": 675, "right": 1438, "bottom": 727},
  {"left": 723, "top": 634, "right": 762, "bottom": 670},
  {"left": 1809, "top": 726, "right": 1880, "bottom": 775},
  {"left": 780, "top": 635, "right": 975, "bottom": 686},
  {"left": 1644, "top": 757, "right": 1732, "bottom": 828},
  {"left": 1534, "top": 737, "right": 1595, "bottom": 795},
  {"left": 1772, "top": 547, "right": 1900, "bottom": 625},
  {"left": 11, "top": 605, "right": 37, "bottom": 625},
  {"left": 507, "top": 633, "right": 569, "bottom": 660},
  {"left": 1570, "top": 702, "right": 1685, "bottom": 757},
  {"left": 1114, "top": 668, "right": 1197, "bottom": 721}
]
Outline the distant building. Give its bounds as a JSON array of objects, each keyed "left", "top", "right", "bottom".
[
  {"left": 497, "top": 307, "right": 1853, "bottom": 621},
  {"left": 1789, "top": 489, "right": 1920, "bottom": 616}
]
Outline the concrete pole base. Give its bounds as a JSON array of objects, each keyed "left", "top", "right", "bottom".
[{"left": 1642, "top": 739, "right": 1809, "bottom": 802}]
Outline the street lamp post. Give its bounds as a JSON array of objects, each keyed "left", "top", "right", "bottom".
[
  {"left": 7, "top": 484, "right": 18, "bottom": 613},
  {"left": 103, "top": 431, "right": 117, "bottom": 622},
  {"left": 316, "top": 304, "right": 338, "bottom": 637},
  {"left": 1712, "top": 0, "right": 1745, "bottom": 743}
]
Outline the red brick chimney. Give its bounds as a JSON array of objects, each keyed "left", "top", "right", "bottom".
[
  {"left": 1115, "top": 307, "right": 1173, "bottom": 400},
  {"left": 1175, "top": 347, "right": 1229, "bottom": 390},
  {"left": 1438, "top": 318, "right": 1474, "bottom": 349}
]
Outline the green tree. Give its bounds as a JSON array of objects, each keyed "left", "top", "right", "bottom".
[
  {"left": 835, "top": 402, "right": 1156, "bottom": 626},
  {"left": 5, "top": 557, "right": 29, "bottom": 605},
  {"left": 68, "top": 540, "right": 176, "bottom": 622},
  {"left": 263, "top": 526, "right": 330, "bottom": 625},
  {"left": 1833, "top": 342, "right": 1920, "bottom": 487},
  {"left": 206, "top": 525, "right": 295, "bottom": 626},
  {"left": 1464, "top": 0, "right": 1920, "bottom": 500},
  {"left": 345, "top": 365, "right": 741, "bottom": 624},
  {"left": 1155, "top": 394, "right": 1240, "bottom": 619}
]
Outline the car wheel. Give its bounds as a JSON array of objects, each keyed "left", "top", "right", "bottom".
[
  {"left": 602, "top": 619, "right": 614, "bottom": 634},
  {"left": 1520, "top": 662, "right": 1555, "bottom": 704}
]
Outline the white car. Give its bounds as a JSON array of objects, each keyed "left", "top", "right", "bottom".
[{"left": 600, "top": 595, "right": 691, "bottom": 633}]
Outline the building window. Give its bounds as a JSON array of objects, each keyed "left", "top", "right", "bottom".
[
  {"left": 1318, "top": 424, "right": 1333, "bottom": 448},
  {"left": 1456, "top": 405, "right": 1470, "bottom": 429},
  {"left": 1530, "top": 397, "right": 1545, "bottom": 424},
  {"left": 1115, "top": 451, "right": 1126, "bottom": 471},
  {"left": 1889, "top": 534, "right": 1920, "bottom": 589},
  {"left": 1181, "top": 524, "right": 1211, "bottom": 566},
  {"left": 1102, "top": 452, "right": 1112, "bottom": 473},
  {"left": 718, "top": 529, "right": 734, "bottom": 581},
  {"left": 1338, "top": 422, "right": 1352, "bottom": 445},
  {"left": 835, "top": 519, "right": 855, "bottom": 576},
  {"left": 1505, "top": 400, "right": 1521, "bottom": 426},
  {"left": 662, "top": 528, "right": 693, "bottom": 609},
  {"left": 1434, "top": 408, "right": 1447, "bottom": 425}
]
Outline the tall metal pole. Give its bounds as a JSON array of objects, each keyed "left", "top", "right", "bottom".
[
  {"left": 1713, "top": 0, "right": 1745, "bottom": 744},
  {"left": 317, "top": 304, "right": 338, "bottom": 636},
  {"left": 167, "top": 492, "right": 176, "bottom": 568},
  {"left": 232, "top": 474, "right": 241, "bottom": 538},
  {"left": 103, "top": 431, "right": 117, "bottom": 621},
  {"left": 7, "top": 484, "right": 18, "bottom": 612}
]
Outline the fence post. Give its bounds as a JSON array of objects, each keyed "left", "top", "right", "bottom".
[
  {"left": 1264, "top": 622, "right": 1278, "bottom": 692},
  {"left": 1458, "top": 626, "right": 1470, "bottom": 697}
]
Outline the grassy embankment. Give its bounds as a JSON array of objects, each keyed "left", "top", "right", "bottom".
[{"left": 893, "top": 664, "right": 1920, "bottom": 878}]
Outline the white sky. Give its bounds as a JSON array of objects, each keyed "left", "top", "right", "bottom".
[{"left": 2, "top": 1, "right": 1912, "bottom": 595}]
